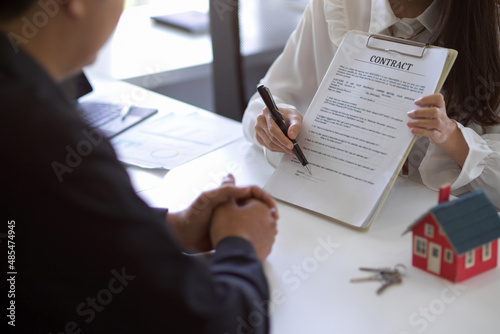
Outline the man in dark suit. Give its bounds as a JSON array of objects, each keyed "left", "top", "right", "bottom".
[{"left": 0, "top": 1, "right": 278, "bottom": 333}]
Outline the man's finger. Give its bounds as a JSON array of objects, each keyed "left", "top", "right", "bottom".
[{"left": 220, "top": 174, "right": 235, "bottom": 187}]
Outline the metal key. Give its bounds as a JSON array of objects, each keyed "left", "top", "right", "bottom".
[
  {"left": 351, "top": 264, "right": 406, "bottom": 295},
  {"left": 359, "top": 266, "right": 393, "bottom": 273},
  {"left": 350, "top": 272, "right": 383, "bottom": 283},
  {"left": 376, "top": 271, "right": 403, "bottom": 295}
]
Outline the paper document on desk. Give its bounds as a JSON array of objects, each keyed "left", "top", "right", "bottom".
[
  {"left": 264, "top": 31, "right": 456, "bottom": 230},
  {"left": 111, "top": 111, "right": 242, "bottom": 170}
]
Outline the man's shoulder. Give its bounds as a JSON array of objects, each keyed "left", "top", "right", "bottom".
[{"left": 0, "top": 74, "right": 83, "bottom": 159}]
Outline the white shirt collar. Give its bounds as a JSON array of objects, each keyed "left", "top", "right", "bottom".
[
  {"left": 325, "top": 0, "right": 442, "bottom": 46},
  {"left": 419, "top": 0, "right": 442, "bottom": 32}
]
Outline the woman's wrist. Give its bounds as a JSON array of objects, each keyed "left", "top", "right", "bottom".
[{"left": 438, "top": 120, "right": 469, "bottom": 167}]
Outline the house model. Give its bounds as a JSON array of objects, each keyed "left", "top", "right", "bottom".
[{"left": 403, "top": 185, "right": 500, "bottom": 282}]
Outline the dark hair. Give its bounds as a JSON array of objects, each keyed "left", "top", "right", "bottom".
[
  {"left": 0, "top": 0, "right": 37, "bottom": 21},
  {"left": 430, "top": 0, "right": 500, "bottom": 126}
]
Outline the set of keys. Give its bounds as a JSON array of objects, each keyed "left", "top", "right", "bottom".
[{"left": 350, "top": 264, "right": 406, "bottom": 295}]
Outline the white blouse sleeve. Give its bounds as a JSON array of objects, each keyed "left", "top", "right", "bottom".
[
  {"left": 242, "top": 0, "right": 335, "bottom": 165},
  {"left": 420, "top": 122, "right": 500, "bottom": 208}
]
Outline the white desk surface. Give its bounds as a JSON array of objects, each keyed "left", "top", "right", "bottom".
[
  {"left": 139, "top": 138, "right": 500, "bottom": 334},
  {"left": 81, "top": 69, "right": 244, "bottom": 193},
  {"left": 84, "top": 70, "right": 499, "bottom": 334}
]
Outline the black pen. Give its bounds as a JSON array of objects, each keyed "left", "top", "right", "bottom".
[{"left": 257, "top": 85, "right": 312, "bottom": 175}]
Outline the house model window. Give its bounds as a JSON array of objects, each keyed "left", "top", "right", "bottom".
[
  {"left": 465, "top": 250, "right": 475, "bottom": 269},
  {"left": 424, "top": 223, "right": 434, "bottom": 238},
  {"left": 483, "top": 243, "right": 492, "bottom": 261},
  {"left": 414, "top": 236, "right": 427, "bottom": 257},
  {"left": 444, "top": 248, "right": 453, "bottom": 263}
]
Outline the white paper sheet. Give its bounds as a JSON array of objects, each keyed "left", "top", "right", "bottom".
[{"left": 111, "top": 111, "right": 242, "bottom": 170}]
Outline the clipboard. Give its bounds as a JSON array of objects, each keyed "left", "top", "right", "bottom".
[
  {"left": 364, "top": 32, "right": 457, "bottom": 97},
  {"left": 264, "top": 30, "right": 457, "bottom": 230},
  {"left": 360, "top": 32, "right": 457, "bottom": 230}
]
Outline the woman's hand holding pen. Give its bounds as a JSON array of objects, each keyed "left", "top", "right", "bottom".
[
  {"left": 407, "top": 93, "right": 469, "bottom": 166},
  {"left": 255, "top": 105, "right": 303, "bottom": 154}
]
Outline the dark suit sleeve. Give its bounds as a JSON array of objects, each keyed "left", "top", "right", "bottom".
[
  {"left": 209, "top": 237, "right": 271, "bottom": 333},
  {"left": 2, "top": 75, "right": 270, "bottom": 333}
]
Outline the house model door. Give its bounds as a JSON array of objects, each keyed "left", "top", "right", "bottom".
[{"left": 427, "top": 242, "right": 442, "bottom": 274}]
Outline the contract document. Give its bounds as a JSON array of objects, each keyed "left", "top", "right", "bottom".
[{"left": 264, "top": 31, "right": 457, "bottom": 229}]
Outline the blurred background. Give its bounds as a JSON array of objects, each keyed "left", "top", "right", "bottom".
[{"left": 90, "top": 0, "right": 309, "bottom": 120}]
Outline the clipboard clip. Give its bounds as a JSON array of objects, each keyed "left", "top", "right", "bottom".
[{"left": 366, "top": 34, "right": 429, "bottom": 58}]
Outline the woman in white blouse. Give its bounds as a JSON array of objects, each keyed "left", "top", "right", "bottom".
[{"left": 243, "top": 0, "right": 500, "bottom": 208}]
